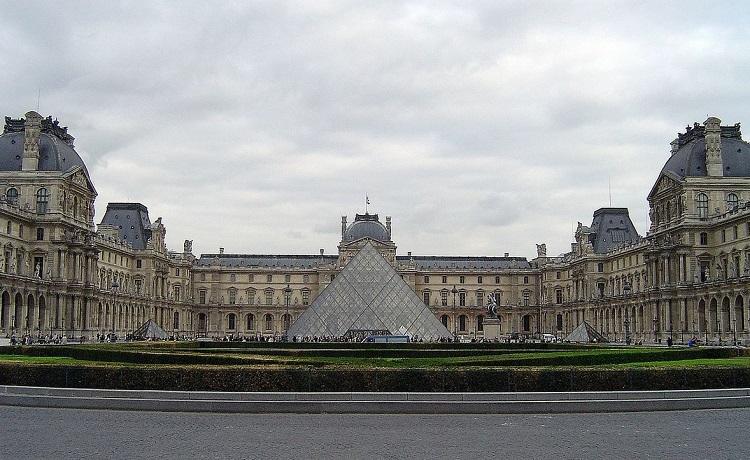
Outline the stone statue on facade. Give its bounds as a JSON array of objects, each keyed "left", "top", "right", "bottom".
[
  {"left": 536, "top": 244, "right": 547, "bottom": 258},
  {"left": 715, "top": 262, "right": 724, "bottom": 281},
  {"left": 184, "top": 239, "right": 193, "bottom": 254},
  {"left": 744, "top": 255, "right": 750, "bottom": 276},
  {"left": 486, "top": 293, "right": 499, "bottom": 318},
  {"left": 730, "top": 260, "right": 738, "bottom": 279},
  {"left": 34, "top": 263, "right": 40, "bottom": 278},
  {"left": 24, "top": 258, "right": 30, "bottom": 275}
]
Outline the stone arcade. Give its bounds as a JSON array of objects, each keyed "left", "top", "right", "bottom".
[{"left": 1, "top": 111, "right": 750, "bottom": 343}]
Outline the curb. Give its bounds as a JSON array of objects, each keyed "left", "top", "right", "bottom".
[{"left": 2, "top": 386, "right": 750, "bottom": 414}]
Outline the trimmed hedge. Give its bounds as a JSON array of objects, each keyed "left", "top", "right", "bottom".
[
  {"left": 1, "top": 362, "right": 749, "bottom": 392},
  {"left": 1, "top": 345, "right": 746, "bottom": 367}
]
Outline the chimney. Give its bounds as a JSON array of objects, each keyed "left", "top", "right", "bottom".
[
  {"left": 219, "top": 247, "right": 224, "bottom": 254},
  {"left": 22, "top": 111, "right": 42, "bottom": 171},
  {"left": 504, "top": 252, "right": 509, "bottom": 257},
  {"left": 670, "top": 139, "right": 679, "bottom": 156},
  {"left": 705, "top": 117, "right": 723, "bottom": 177},
  {"left": 386, "top": 216, "right": 392, "bottom": 239},
  {"left": 341, "top": 216, "right": 347, "bottom": 238}
]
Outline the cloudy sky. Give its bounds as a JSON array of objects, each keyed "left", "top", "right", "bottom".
[{"left": 2, "top": 1, "right": 750, "bottom": 258}]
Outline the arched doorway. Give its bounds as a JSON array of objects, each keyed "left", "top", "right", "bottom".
[
  {"left": 698, "top": 299, "right": 706, "bottom": 333},
  {"left": 735, "top": 295, "right": 745, "bottom": 332},
  {"left": 264, "top": 314, "right": 274, "bottom": 332},
  {"left": 227, "top": 313, "right": 236, "bottom": 330},
  {"left": 197, "top": 313, "right": 207, "bottom": 333},
  {"left": 38, "top": 296, "right": 46, "bottom": 332},
  {"left": 522, "top": 314, "right": 531, "bottom": 332},
  {"left": 440, "top": 314, "right": 448, "bottom": 328},
  {"left": 282, "top": 313, "right": 291, "bottom": 332},
  {"left": 26, "top": 294, "right": 35, "bottom": 331},
  {"left": 246, "top": 313, "right": 255, "bottom": 331},
  {"left": 722, "top": 297, "right": 731, "bottom": 333},
  {"left": 1, "top": 291, "right": 9, "bottom": 332},
  {"left": 14, "top": 293, "right": 23, "bottom": 331},
  {"left": 710, "top": 298, "right": 718, "bottom": 334}
]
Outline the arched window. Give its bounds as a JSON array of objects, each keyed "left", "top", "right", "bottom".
[
  {"left": 246, "top": 313, "right": 255, "bottom": 331},
  {"left": 477, "top": 315, "right": 484, "bottom": 332},
  {"left": 5, "top": 187, "right": 18, "bottom": 205},
  {"left": 458, "top": 314, "right": 467, "bottom": 332},
  {"left": 440, "top": 314, "right": 448, "bottom": 327},
  {"left": 696, "top": 193, "right": 709, "bottom": 218},
  {"left": 727, "top": 193, "right": 739, "bottom": 210},
  {"left": 198, "top": 313, "right": 207, "bottom": 331},
  {"left": 265, "top": 289, "right": 274, "bottom": 306},
  {"left": 556, "top": 314, "right": 563, "bottom": 331},
  {"left": 265, "top": 314, "right": 274, "bottom": 331},
  {"left": 227, "top": 313, "right": 236, "bottom": 330},
  {"left": 36, "top": 188, "right": 49, "bottom": 213},
  {"left": 173, "top": 311, "right": 179, "bottom": 330},
  {"left": 282, "top": 313, "right": 291, "bottom": 331}
]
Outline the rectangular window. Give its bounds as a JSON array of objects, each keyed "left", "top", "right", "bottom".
[
  {"left": 18, "top": 224, "right": 23, "bottom": 238},
  {"left": 495, "top": 276, "right": 500, "bottom": 284},
  {"left": 459, "top": 275, "right": 465, "bottom": 284},
  {"left": 555, "top": 289, "right": 563, "bottom": 304},
  {"left": 199, "top": 290, "right": 206, "bottom": 304},
  {"left": 136, "top": 259, "right": 142, "bottom": 269},
  {"left": 267, "top": 274, "right": 273, "bottom": 283},
  {"left": 442, "top": 275, "right": 447, "bottom": 284},
  {"left": 424, "top": 275, "right": 429, "bottom": 283},
  {"left": 556, "top": 271, "right": 561, "bottom": 279},
  {"left": 303, "top": 274, "right": 309, "bottom": 283},
  {"left": 175, "top": 268, "right": 180, "bottom": 276},
  {"left": 173, "top": 286, "right": 181, "bottom": 302},
  {"left": 597, "top": 283, "right": 605, "bottom": 297},
  {"left": 597, "top": 262, "right": 604, "bottom": 272},
  {"left": 441, "top": 291, "right": 448, "bottom": 306},
  {"left": 734, "top": 226, "right": 738, "bottom": 240},
  {"left": 700, "top": 232, "right": 708, "bottom": 245},
  {"left": 477, "top": 276, "right": 483, "bottom": 284},
  {"left": 249, "top": 274, "right": 254, "bottom": 282},
  {"left": 523, "top": 276, "right": 528, "bottom": 284},
  {"left": 423, "top": 291, "right": 430, "bottom": 305},
  {"left": 476, "top": 292, "right": 483, "bottom": 307},
  {"left": 722, "top": 229, "right": 726, "bottom": 243},
  {"left": 230, "top": 273, "right": 236, "bottom": 282},
  {"left": 36, "top": 227, "right": 44, "bottom": 241},
  {"left": 302, "top": 290, "right": 309, "bottom": 305},
  {"left": 265, "top": 291, "right": 273, "bottom": 305},
  {"left": 459, "top": 292, "right": 466, "bottom": 306},
  {"left": 229, "top": 290, "right": 236, "bottom": 305},
  {"left": 285, "top": 274, "right": 291, "bottom": 283},
  {"left": 523, "top": 291, "right": 530, "bottom": 306}
]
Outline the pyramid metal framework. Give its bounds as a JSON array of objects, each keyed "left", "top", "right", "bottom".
[
  {"left": 564, "top": 320, "right": 609, "bottom": 343},
  {"left": 287, "top": 242, "right": 453, "bottom": 341},
  {"left": 133, "top": 319, "right": 168, "bottom": 340}
]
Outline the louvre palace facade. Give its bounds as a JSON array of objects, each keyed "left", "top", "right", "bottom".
[{"left": 1, "top": 111, "right": 749, "bottom": 343}]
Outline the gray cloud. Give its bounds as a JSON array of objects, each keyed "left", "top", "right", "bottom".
[{"left": 2, "top": 0, "right": 750, "bottom": 258}]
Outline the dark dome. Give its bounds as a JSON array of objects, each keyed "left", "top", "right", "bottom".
[
  {"left": 0, "top": 131, "right": 88, "bottom": 174},
  {"left": 0, "top": 114, "right": 89, "bottom": 176},
  {"left": 343, "top": 213, "right": 390, "bottom": 242},
  {"left": 661, "top": 121, "right": 750, "bottom": 179}
]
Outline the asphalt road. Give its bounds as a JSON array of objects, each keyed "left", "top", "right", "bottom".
[{"left": 1, "top": 406, "right": 749, "bottom": 459}]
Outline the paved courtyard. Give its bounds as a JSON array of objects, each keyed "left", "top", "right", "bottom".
[{"left": 1, "top": 406, "right": 749, "bottom": 458}]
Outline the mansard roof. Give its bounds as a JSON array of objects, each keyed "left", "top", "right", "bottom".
[
  {"left": 396, "top": 255, "right": 531, "bottom": 270},
  {"left": 588, "top": 208, "right": 640, "bottom": 254},
  {"left": 99, "top": 202, "right": 152, "bottom": 250},
  {"left": 196, "top": 254, "right": 338, "bottom": 268}
]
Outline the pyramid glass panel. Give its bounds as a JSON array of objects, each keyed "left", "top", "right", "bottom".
[{"left": 288, "top": 242, "right": 452, "bottom": 340}]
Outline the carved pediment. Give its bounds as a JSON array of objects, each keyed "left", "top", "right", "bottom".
[{"left": 648, "top": 172, "right": 682, "bottom": 200}]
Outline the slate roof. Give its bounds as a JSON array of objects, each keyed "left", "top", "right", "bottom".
[
  {"left": 0, "top": 130, "right": 89, "bottom": 176},
  {"left": 99, "top": 203, "right": 152, "bottom": 250},
  {"left": 397, "top": 256, "right": 531, "bottom": 270},
  {"left": 662, "top": 137, "right": 750, "bottom": 179},
  {"left": 343, "top": 213, "right": 390, "bottom": 243},
  {"left": 588, "top": 208, "right": 640, "bottom": 254}
]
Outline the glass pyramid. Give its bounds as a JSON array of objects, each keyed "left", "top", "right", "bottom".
[{"left": 288, "top": 242, "right": 452, "bottom": 341}]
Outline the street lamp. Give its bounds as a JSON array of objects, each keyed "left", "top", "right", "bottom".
[
  {"left": 283, "top": 284, "right": 292, "bottom": 341},
  {"left": 451, "top": 285, "right": 458, "bottom": 341}
]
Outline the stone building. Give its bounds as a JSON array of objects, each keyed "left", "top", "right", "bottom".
[{"left": 1, "top": 111, "right": 748, "bottom": 343}]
